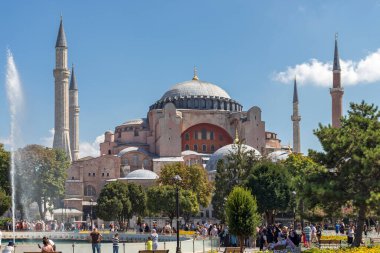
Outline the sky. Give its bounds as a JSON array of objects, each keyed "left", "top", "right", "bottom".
[{"left": 1, "top": 0, "right": 380, "bottom": 157}]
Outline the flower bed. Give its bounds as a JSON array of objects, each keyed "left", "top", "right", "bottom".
[
  {"left": 304, "top": 246, "right": 380, "bottom": 253},
  {"left": 320, "top": 235, "right": 347, "bottom": 240}
]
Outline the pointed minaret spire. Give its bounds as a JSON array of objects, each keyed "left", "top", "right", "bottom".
[
  {"left": 333, "top": 33, "right": 341, "bottom": 71},
  {"left": 234, "top": 125, "right": 239, "bottom": 144},
  {"left": 69, "top": 64, "right": 80, "bottom": 161},
  {"left": 56, "top": 16, "right": 67, "bottom": 48},
  {"left": 69, "top": 65, "right": 78, "bottom": 90},
  {"left": 330, "top": 33, "right": 344, "bottom": 128},
  {"left": 192, "top": 66, "right": 199, "bottom": 80},
  {"left": 293, "top": 77, "right": 299, "bottom": 103},
  {"left": 291, "top": 76, "right": 301, "bottom": 154}
]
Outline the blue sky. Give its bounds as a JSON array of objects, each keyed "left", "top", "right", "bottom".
[{"left": 1, "top": 1, "right": 380, "bottom": 156}]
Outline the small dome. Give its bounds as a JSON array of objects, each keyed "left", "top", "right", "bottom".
[
  {"left": 118, "top": 147, "right": 151, "bottom": 157},
  {"left": 267, "top": 150, "right": 291, "bottom": 162},
  {"left": 206, "top": 144, "right": 261, "bottom": 172},
  {"left": 161, "top": 80, "right": 231, "bottom": 100},
  {"left": 125, "top": 169, "right": 159, "bottom": 180}
]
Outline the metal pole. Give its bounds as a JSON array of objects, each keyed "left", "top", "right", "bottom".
[
  {"left": 123, "top": 242, "right": 125, "bottom": 253},
  {"left": 193, "top": 238, "right": 195, "bottom": 253},
  {"left": 203, "top": 239, "right": 205, "bottom": 253},
  {"left": 72, "top": 243, "right": 75, "bottom": 253},
  {"left": 176, "top": 186, "right": 181, "bottom": 253}
]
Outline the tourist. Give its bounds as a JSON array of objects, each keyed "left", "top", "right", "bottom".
[
  {"left": 303, "top": 223, "right": 311, "bottom": 248},
  {"left": 347, "top": 225, "right": 354, "bottom": 245},
  {"left": 41, "top": 238, "right": 53, "bottom": 253},
  {"left": 335, "top": 222, "right": 340, "bottom": 235},
  {"left": 42, "top": 237, "right": 56, "bottom": 251},
  {"left": 311, "top": 224, "right": 317, "bottom": 243},
  {"left": 89, "top": 227, "right": 103, "bottom": 253},
  {"left": 316, "top": 225, "right": 322, "bottom": 244},
  {"left": 146, "top": 236, "right": 153, "bottom": 250},
  {"left": 112, "top": 233, "right": 119, "bottom": 253},
  {"left": 1, "top": 241, "right": 14, "bottom": 253},
  {"left": 259, "top": 227, "right": 268, "bottom": 251},
  {"left": 151, "top": 229, "right": 159, "bottom": 250},
  {"left": 288, "top": 228, "right": 300, "bottom": 247}
]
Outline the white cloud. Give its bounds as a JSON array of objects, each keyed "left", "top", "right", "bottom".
[
  {"left": 41, "top": 128, "right": 55, "bottom": 148},
  {"left": 79, "top": 134, "right": 104, "bottom": 158},
  {"left": 273, "top": 49, "right": 380, "bottom": 87},
  {"left": 40, "top": 129, "right": 104, "bottom": 158}
]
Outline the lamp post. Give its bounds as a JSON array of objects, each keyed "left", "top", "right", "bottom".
[
  {"left": 173, "top": 175, "right": 182, "bottom": 253},
  {"left": 292, "top": 191, "right": 297, "bottom": 230},
  {"left": 90, "top": 198, "right": 93, "bottom": 229}
]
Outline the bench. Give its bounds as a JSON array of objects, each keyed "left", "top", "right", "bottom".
[
  {"left": 318, "top": 239, "right": 341, "bottom": 248},
  {"left": 223, "top": 247, "right": 243, "bottom": 253},
  {"left": 370, "top": 238, "right": 380, "bottom": 245},
  {"left": 138, "top": 251, "right": 169, "bottom": 253}
]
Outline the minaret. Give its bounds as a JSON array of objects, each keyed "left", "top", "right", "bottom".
[
  {"left": 291, "top": 77, "right": 301, "bottom": 153},
  {"left": 330, "top": 34, "right": 344, "bottom": 128},
  {"left": 53, "top": 17, "right": 72, "bottom": 161},
  {"left": 69, "top": 65, "right": 80, "bottom": 161}
]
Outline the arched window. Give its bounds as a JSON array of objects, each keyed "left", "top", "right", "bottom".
[
  {"left": 194, "top": 144, "right": 198, "bottom": 152},
  {"left": 194, "top": 131, "right": 198, "bottom": 140},
  {"left": 210, "top": 131, "right": 214, "bottom": 140},
  {"left": 123, "top": 158, "right": 129, "bottom": 165},
  {"left": 185, "top": 133, "right": 190, "bottom": 140},
  {"left": 201, "top": 128, "right": 207, "bottom": 140},
  {"left": 132, "top": 155, "right": 139, "bottom": 166},
  {"left": 108, "top": 150, "right": 111, "bottom": 155},
  {"left": 202, "top": 144, "right": 207, "bottom": 152},
  {"left": 185, "top": 144, "right": 190, "bottom": 150},
  {"left": 143, "top": 159, "right": 150, "bottom": 168},
  {"left": 134, "top": 128, "right": 139, "bottom": 136},
  {"left": 84, "top": 185, "right": 96, "bottom": 197},
  {"left": 210, "top": 145, "right": 215, "bottom": 152}
]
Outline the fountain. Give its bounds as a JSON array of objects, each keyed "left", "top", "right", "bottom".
[{"left": 5, "top": 49, "right": 24, "bottom": 244}]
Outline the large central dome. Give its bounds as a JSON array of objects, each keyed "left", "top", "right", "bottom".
[
  {"left": 149, "top": 76, "right": 242, "bottom": 112},
  {"left": 161, "top": 80, "right": 231, "bottom": 100}
]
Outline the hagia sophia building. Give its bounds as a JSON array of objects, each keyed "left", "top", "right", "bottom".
[{"left": 53, "top": 18, "right": 343, "bottom": 219}]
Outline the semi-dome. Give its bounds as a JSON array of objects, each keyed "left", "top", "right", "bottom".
[
  {"left": 161, "top": 80, "right": 231, "bottom": 100},
  {"left": 205, "top": 144, "right": 261, "bottom": 172},
  {"left": 124, "top": 169, "right": 159, "bottom": 180},
  {"left": 267, "top": 150, "right": 291, "bottom": 162},
  {"left": 149, "top": 77, "right": 242, "bottom": 112}
]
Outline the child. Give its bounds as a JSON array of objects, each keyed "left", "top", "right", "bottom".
[
  {"left": 112, "top": 233, "right": 119, "bottom": 253},
  {"left": 146, "top": 236, "right": 153, "bottom": 250}
]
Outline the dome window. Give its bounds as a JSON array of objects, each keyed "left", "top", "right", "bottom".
[{"left": 194, "top": 144, "right": 198, "bottom": 152}]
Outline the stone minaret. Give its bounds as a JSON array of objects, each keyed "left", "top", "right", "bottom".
[
  {"left": 53, "top": 17, "right": 72, "bottom": 161},
  {"left": 69, "top": 65, "right": 80, "bottom": 161},
  {"left": 291, "top": 77, "right": 301, "bottom": 153},
  {"left": 330, "top": 35, "right": 344, "bottom": 128}
]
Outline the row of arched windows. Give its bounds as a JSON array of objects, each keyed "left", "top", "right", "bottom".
[{"left": 185, "top": 144, "right": 215, "bottom": 153}]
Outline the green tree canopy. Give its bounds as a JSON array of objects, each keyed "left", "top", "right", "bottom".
[
  {"left": 127, "top": 183, "right": 147, "bottom": 217},
  {"left": 146, "top": 185, "right": 199, "bottom": 225},
  {"left": 0, "top": 144, "right": 10, "bottom": 195},
  {"left": 96, "top": 181, "right": 131, "bottom": 225},
  {"left": 15, "top": 145, "right": 69, "bottom": 220},
  {"left": 225, "top": 186, "right": 260, "bottom": 253},
  {"left": 308, "top": 101, "right": 380, "bottom": 246},
  {"left": 0, "top": 189, "right": 11, "bottom": 216},
  {"left": 212, "top": 143, "right": 259, "bottom": 221},
  {"left": 245, "top": 160, "right": 292, "bottom": 225},
  {"left": 158, "top": 162, "right": 212, "bottom": 207}
]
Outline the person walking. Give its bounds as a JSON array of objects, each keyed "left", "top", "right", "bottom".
[
  {"left": 316, "top": 225, "right": 322, "bottom": 245},
  {"left": 89, "top": 227, "right": 103, "bottom": 253},
  {"left": 1, "top": 242, "right": 14, "bottom": 253},
  {"left": 112, "top": 233, "right": 119, "bottom": 253},
  {"left": 347, "top": 225, "right": 354, "bottom": 245},
  {"left": 303, "top": 223, "right": 312, "bottom": 248},
  {"left": 151, "top": 229, "right": 159, "bottom": 250}
]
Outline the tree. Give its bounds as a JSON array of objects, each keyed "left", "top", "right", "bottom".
[
  {"left": 0, "top": 144, "right": 10, "bottom": 195},
  {"left": 127, "top": 183, "right": 147, "bottom": 218},
  {"left": 96, "top": 181, "right": 131, "bottom": 225},
  {"left": 212, "top": 143, "right": 259, "bottom": 221},
  {"left": 158, "top": 162, "right": 212, "bottom": 207},
  {"left": 245, "top": 160, "right": 292, "bottom": 225},
  {"left": 225, "top": 186, "right": 260, "bottom": 253},
  {"left": 14, "top": 145, "right": 69, "bottom": 220},
  {"left": 308, "top": 101, "right": 380, "bottom": 247},
  {"left": 0, "top": 189, "right": 11, "bottom": 216},
  {"left": 146, "top": 185, "right": 199, "bottom": 226}
]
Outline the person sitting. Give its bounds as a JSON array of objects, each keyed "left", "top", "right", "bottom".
[
  {"left": 40, "top": 238, "right": 54, "bottom": 252},
  {"left": 2, "top": 241, "right": 14, "bottom": 253}
]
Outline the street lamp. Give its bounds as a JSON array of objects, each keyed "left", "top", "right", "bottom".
[
  {"left": 90, "top": 198, "right": 93, "bottom": 229},
  {"left": 173, "top": 175, "right": 182, "bottom": 253},
  {"left": 292, "top": 191, "right": 297, "bottom": 230}
]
